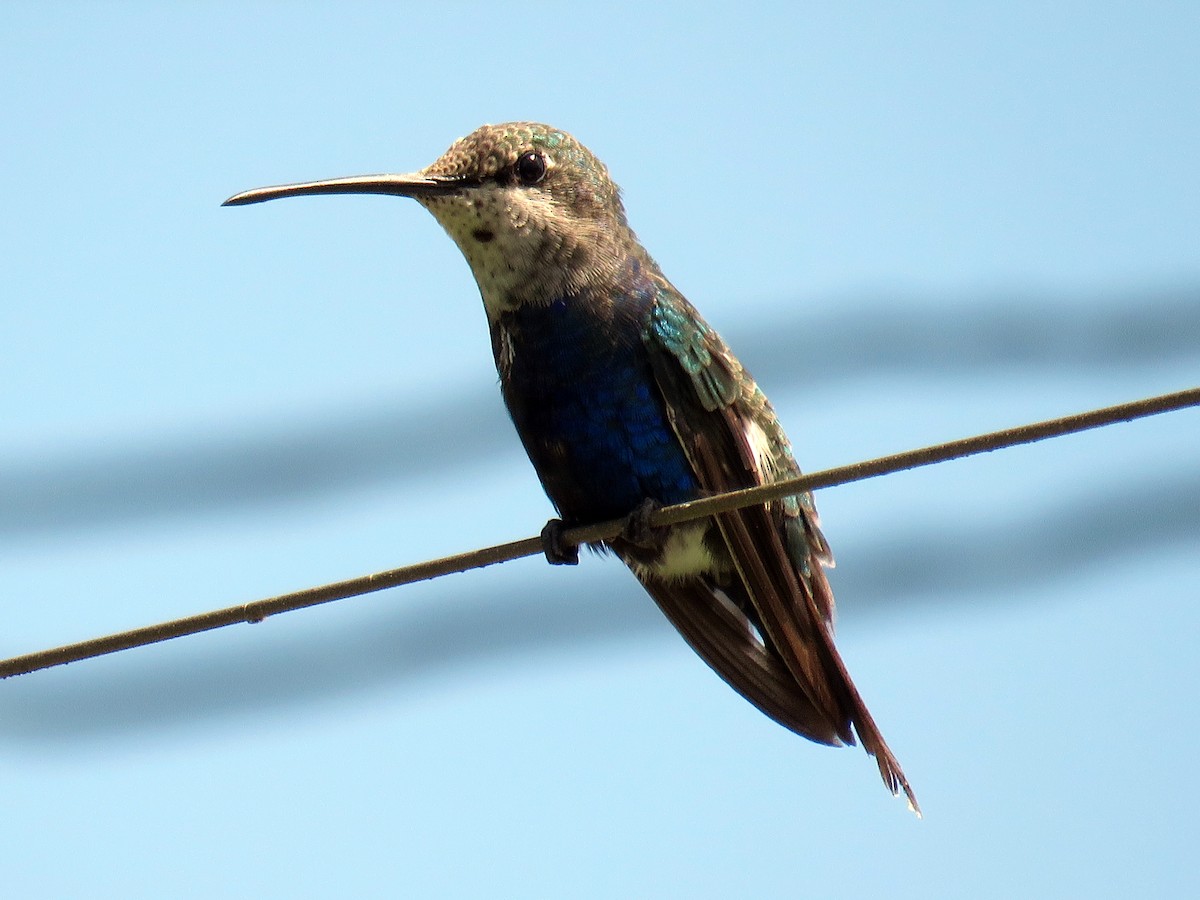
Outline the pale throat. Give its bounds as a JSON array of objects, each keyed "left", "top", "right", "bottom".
[{"left": 419, "top": 189, "right": 623, "bottom": 319}]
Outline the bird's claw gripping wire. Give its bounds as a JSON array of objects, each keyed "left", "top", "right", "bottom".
[
  {"left": 540, "top": 518, "right": 580, "bottom": 566},
  {"left": 621, "top": 498, "right": 665, "bottom": 549}
]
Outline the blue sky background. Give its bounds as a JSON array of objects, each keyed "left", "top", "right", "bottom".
[{"left": 3, "top": 3, "right": 1198, "bottom": 897}]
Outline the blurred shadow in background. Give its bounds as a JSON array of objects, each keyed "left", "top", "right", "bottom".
[
  {"left": 4, "top": 283, "right": 1197, "bottom": 537},
  {"left": 2, "top": 465, "right": 1195, "bottom": 744}
]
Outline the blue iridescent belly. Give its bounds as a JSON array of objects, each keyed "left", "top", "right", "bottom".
[{"left": 495, "top": 294, "right": 700, "bottom": 524}]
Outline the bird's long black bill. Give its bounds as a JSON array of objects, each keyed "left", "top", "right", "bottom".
[{"left": 222, "top": 173, "right": 462, "bottom": 207}]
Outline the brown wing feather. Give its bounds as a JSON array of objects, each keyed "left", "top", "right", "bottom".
[
  {"left": 696, "top": 418, "right": 919, "bottom": 812},
  {"left": 644, "top": 297, "right": 919, "bottom": 813}
]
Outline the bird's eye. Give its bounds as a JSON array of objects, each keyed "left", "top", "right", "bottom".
[{"left": 515, "top": 151, "right": 547, "bottom": 185}]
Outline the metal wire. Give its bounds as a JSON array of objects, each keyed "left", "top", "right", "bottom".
[{"left": 2, "top": 386, "right": 1197, "bottom": 680}]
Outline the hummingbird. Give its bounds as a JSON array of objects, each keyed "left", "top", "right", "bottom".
[{"left": 225, "top": 122, "right": 918, "bottom": 813}]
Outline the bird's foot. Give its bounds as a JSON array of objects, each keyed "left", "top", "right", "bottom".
[
  {"left": 540, "top": 518, "right": 580, "bottom": 566},
  {"left": 621, "top": 498, "right": 666, "bottom": 550}
]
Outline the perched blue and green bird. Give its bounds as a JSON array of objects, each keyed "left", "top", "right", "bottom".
[{"left": 225, "top": 122, "right": 918, "bottom": 812}]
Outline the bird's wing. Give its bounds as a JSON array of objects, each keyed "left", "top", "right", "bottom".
[
  {"left": 643, "top": 291, "right": 918, "bottom": 812},
  {"left": 631, "top": 575, "right": 848, "bottom": 745}
]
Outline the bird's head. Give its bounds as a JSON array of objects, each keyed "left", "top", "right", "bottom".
[{"left": 225, "top": 122, "right": 639, "bottom": 316}]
